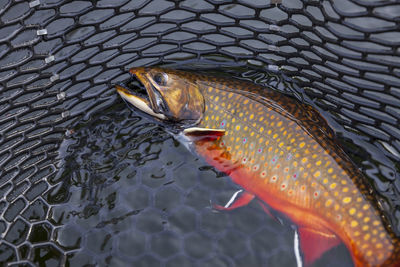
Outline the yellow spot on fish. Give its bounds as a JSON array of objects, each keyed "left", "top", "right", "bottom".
[
  {"left": 325, "top": 199, "right": 332, "bottom": 207},
  {"left": 362, "top": 225, "right": 369, "bottom": 231},
  {"left": 327, "top": 168, "right": 333, "bottom": 174},
  {"left": 205, "top": 116, "right": 209, "bottom": 121},
  {"left": 330, "top": 183, "right": 337, "bottom": 189},
  {"left": 376, "top": 243, "right": 382, "bottom": 249},
  {"left": 314, "top": 171, "right": 321, "bottom": 178},
  {"left": 362, "top": 204, "right": 369, "bottom": 210},
  {"left": 232, "top": 118, "right": 236, "bottom": 123},
  {"left": 235, "top": 125, "right": 240, "bottom": 131},
  {"left": 279, "top": 142, "right": 284, "bottom": 148},
  {"left": 260, "top": 127, "right": 264, "bottom": 132},
  {"left": 364, "top": 234, "right": 370, "bottom": 241},
  {"left": 351, "top": 221, "right": 358, "bottom": 227},
  {"left": 349, "top": 208, "right": 356, "bottom": 215},
  {"left": 249, "top": 114, "right": 254, "bottom": 120},
  {"left": 228, "top": 92, "right": 233, "bottom": 98},
  {"left": 323, "top": 179, "right": 328, "bottom": 184},
  {"left": 316, "top": 161, "right": 322, "bottom": 166},
  {"left": 302, "top": 158, "right": 308, "bottom": 164},
  {"left": 299, "top": 142, "right": 305, "bottom": 148},
  {"left": 342, "top": 187, "right": 349, "bottom": 193},
  {"left": 364, "top": 217, "right": 370, "bottom": 223},
  {"left": 373, "top": 220, "right": 380, "bottom": 226},
  {"left": 343, "top": 197, "right": 351, "bottom": 204},
  {"left": 273, "top": 133, "right": 278, "bottom": 139},
  {"left": 243, "top": 99, "right": 249, "bottom": 104},
  {"left": 325, "top": 161, "right": 331, "bottom": 167}
]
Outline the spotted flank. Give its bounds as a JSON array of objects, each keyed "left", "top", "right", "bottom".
[{"left": 117, "top": 67, "right": 400, "bottom": 267}]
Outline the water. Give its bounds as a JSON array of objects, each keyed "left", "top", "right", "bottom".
[{"left": 48, "top": 66, "right": 359, "bottom": 266}]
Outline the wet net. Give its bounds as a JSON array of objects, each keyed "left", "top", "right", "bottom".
[{"left": 0, "top": 0, "right": 399, "bottom": 265}]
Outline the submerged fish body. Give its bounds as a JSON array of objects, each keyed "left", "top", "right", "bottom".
[{"left": 116, "top": 67, "right": 400, "bottom": 266}]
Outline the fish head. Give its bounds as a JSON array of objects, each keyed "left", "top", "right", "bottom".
[{"left": 116, "top": 67, "right": 205, "bottom": 125}]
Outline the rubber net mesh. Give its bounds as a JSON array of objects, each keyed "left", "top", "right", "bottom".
[{"left": 0, "top": 0, "right": 399, "bottom": 265}]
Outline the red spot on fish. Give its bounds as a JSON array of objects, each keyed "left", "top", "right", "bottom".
[
  {"left": 281, "top": 184, "right": 286, "bottom": 189},
  {"left": 293, "top": 174, "right": 297, "bottom": 178}
]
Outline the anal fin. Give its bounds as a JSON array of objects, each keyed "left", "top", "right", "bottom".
[
  {"left": 298, "top": 227, "right": 341, "bottom": 266},
  {"left": 214, "top": 190, "right": 255, "bottom": 211}
]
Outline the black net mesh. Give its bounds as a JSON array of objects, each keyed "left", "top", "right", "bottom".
[{"left": 0, "top": 0, "right": 399, "bottom": 265}]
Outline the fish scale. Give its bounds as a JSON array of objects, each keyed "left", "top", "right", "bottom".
[{"left": 116, "top": 67, "right": 400, "bottom": 266}]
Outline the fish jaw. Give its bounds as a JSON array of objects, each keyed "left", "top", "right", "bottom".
[{"left": 115, "top": 84, "right": 167, "bottom": 120}]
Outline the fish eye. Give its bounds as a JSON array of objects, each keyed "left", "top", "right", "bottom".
[{"left": 153, "top": 73, "right": 168, "bottom": 86}]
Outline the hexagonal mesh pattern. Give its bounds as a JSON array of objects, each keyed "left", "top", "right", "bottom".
[{"left": 0, "top": 0, "right": 399, "bottom": 265}]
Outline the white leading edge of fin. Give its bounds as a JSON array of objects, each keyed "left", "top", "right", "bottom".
[
  {"left": 224, "top": 189, "right": 243, "bottom": 208},
  {"left": 294, "top": 230, "right": 303, "bottom": 267},
  {"left": 183, "top": 127, "right": 226, "bottom": 135}
]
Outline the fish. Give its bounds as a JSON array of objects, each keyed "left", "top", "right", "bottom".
[{"left": 116, "top": 67, "right": 400, "bottom": 267}]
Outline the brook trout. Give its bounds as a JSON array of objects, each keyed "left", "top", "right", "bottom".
[{"left": 116, "top": 67, "right": 400, "bottom": 266}]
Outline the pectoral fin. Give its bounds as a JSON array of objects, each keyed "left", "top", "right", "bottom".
[
  {"left": 214, "top": 190, "right": 255, "bottom": 211},
  {"left": 183, "top": 127, "right": 225, "bottom": 141},
  {"left": 298, "top": 227, "right": 341, "bottom": 266}
]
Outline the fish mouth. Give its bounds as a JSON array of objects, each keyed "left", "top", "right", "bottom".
[{"left": 116, "top": 68, "right": 167, "bottom": 120}]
